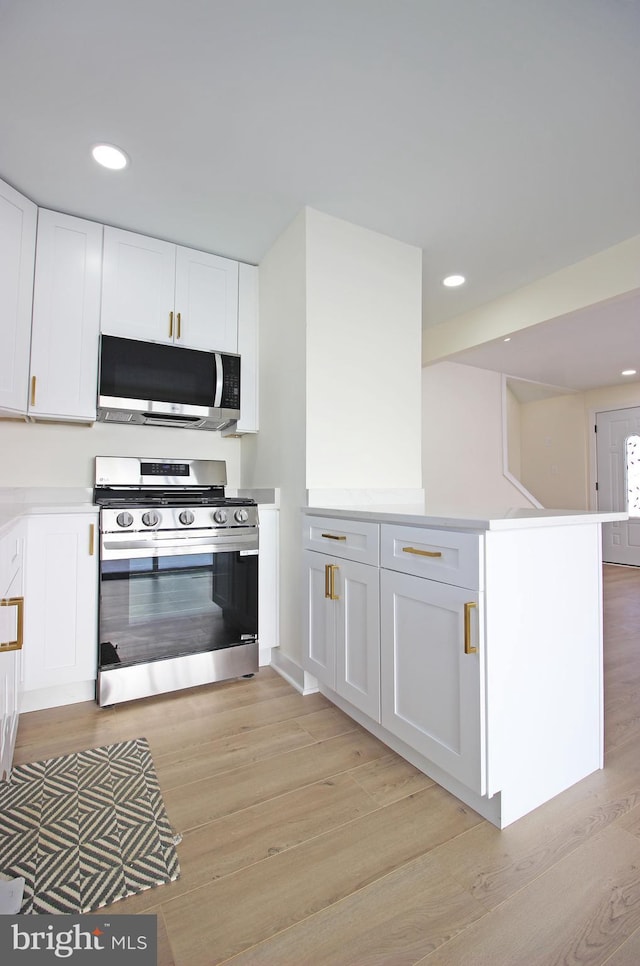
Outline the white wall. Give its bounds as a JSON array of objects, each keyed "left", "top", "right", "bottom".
[
  {"left": 305, "top": 209, "right": 422, "bottom": 489},
  {"left": 243, "top": 207, "right": 423, "bottom": 669},
  {"left": 516, "top": 383, "right": 640, "bottom": 511},
  {"left": 506, "top": 384, "right": 522, "bottom": 478},
  {"left": 0, "top": 418, "right": 241, "bottom": 487},
  {"left": 422, "top": 362, "right": 536, "bottom": 513},
  {"left": 241, "top": 211, "right": 308, "bottom": 666},
  {"left": 519, "top": 394, "right": 589, "bottom": 509}
]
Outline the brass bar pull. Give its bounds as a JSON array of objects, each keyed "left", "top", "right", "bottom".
[
  {"left": 30, "top": 375, "right": 37, "bottom": 407},
  {"left": 402, "top": 546, "right": 442, "bottom": 558},
  {"left": 169, "top": 311, "right": 174, "bottom": 338},
  {"left": 0, "top": 597, "right": 24, "bottom": 651},
  {"left": 328, "top": 564, "right": 340, "bottom": 600},
  {"left": 176, "top": 312, "right": 182, "bottom": 339},
  {"left": 324, "top": 564, "right": 331, "bottom": 599},
  {"left": 321, "top": 533, "right": 347, "bottom": 541},
  {"left": 89, "top": 523, "right": 95, "bottom": 557},
  {"left": 464, "top": 601, "right": 478, "bottom": 655}
]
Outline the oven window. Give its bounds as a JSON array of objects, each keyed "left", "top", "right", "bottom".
[{"left": 99, "top": 551, "right": 258, "bottom": 668}]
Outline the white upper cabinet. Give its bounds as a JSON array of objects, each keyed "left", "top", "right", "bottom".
[
  {"left": 100, "top": 226, "right": 239, "bottom": 353},
  {"left": 0, "top": 179, "right": 37, "bottom": 416},
  {"left": 29, "top": 210, "right": 103, "bottom": 422},
  {"left": 174, "top": 245, "right": 238, "bottom": 352}
]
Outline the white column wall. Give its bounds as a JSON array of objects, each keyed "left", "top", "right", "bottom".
[{"left": 305, "top": 208, "right": 423, "bottom": 489}]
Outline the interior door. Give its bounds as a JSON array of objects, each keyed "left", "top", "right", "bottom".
[{"left": 596, "top": 406, "right": 640, "bottom": 565}]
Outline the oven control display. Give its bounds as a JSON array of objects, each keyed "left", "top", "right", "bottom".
[{"left": 141, "top": 462, "right": 190, "bottom": 476}]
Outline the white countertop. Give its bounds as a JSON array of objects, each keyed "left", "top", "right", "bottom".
[
  {"left": 303, "top": 503, "right": 628, "bottom": 531},
  {"left": 0, "top": 488, "right": 96, "bottom": 535}
]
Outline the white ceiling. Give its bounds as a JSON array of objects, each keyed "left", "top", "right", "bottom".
[
  {"left": 449, "top": 288, "right": 640, "bottom": 396},
  {"left": 1, "top": 0, "right": 639, "bottom": 385}
]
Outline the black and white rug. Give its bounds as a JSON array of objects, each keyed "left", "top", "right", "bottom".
[{"left": 0, "top": 737, "right": 180, "bottom": 914}]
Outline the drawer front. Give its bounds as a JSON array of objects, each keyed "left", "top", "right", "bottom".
[
  {"left": 381, "top": 525, "right": 481, "bottom": 590},
  {"left": 304, "top": 516, "right": 379, "bottom": 565}
]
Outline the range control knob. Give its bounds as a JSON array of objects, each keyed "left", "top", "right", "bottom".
[
  {"left": 234, "top": 508, "right": 249, "bottom": 523},
  {"left": 116, "top": 511, "right": 134, "bottom": 528},
  {"left": 179, "top": 510, "right": 195, "bottom": 526},
  {"left": 213, "top": 508, "right": 228, "bottom": 524},
  {"left": 142, "top": 510, "right": 160, "bottom": 527}
]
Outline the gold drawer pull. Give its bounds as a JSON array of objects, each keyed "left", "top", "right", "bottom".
[
  {"left": 464, "top": 601, "right": 478, "bottom": 655},
  {"left": 0, "top": 596, "right": 24, "bottom": 652},
  {"left": 402, "top": 546, "right": 442, "bottom": 558},
  {"left": 177, "top": 311, "right": 182, "bottom": 339},
  {"left": 324, "top": 563, "right": 340, "bottom": 600},
  {"left": 30, "top": 375, "right": 37, "bottom": 407},
  {"left": 321, "top": 533, "right": 347, "bottom": 541},
  {"left": 89, "top": 523, "right": 95, "bottom": 556},
  {"left": 169, "top": 311, "right": 174, "bottom": 338}
]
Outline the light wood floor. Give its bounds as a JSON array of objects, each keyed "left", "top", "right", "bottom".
[{"left": 13, "top": 564, "right": 640, "bottom": 965}]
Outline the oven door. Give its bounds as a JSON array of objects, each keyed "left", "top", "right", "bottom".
[{"left": 98, "top": 530, "right": 258, "bottom": 673}]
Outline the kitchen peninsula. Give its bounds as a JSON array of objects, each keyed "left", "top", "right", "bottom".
[{"left": 302, "top": 504, "right": 626, "bottom": 828}]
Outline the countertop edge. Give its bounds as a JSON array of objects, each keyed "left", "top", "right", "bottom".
[{"left": 302, "top": 505, "right": 628, "bottom": 531}]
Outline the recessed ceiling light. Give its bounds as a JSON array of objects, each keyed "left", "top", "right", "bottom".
[
  {"left": 91, "top": 143, "right": 129, "bottom": 170},
  {"left": 442, "top": 274, "right": 465, "bottom": 288},
  {"left": 621, "top": 369, "right": 637, "bottom": 376},
  {"left": 503, "top": 337, "right": 511, "bottom": 342}
]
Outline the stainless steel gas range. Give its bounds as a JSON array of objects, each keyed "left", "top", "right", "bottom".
[{"left": 94, "top": 456, "right": 258, "bottom": 706}]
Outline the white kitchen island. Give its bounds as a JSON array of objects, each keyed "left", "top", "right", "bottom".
[{"left": 302, "top": 505, "right": 626, "bottom": 828}]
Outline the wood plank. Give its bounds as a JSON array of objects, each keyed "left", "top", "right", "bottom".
[
  {"left": 162, "top": 729, "right": 389, "bottom": 830},
  {"left": 430, "top": 736, "right": 640, "bottom": 910},
  {"left": 415, "top": 827, "right": 640, "bottom": 966},
  {"left": 100, "top": 771, "right": 380, "bottom": 914},
  {"left": 224, "top": 849, "right": 486, "bottom": 966},
  {"left": 349, "top": 752, "right": 435, "bottom": 806},
  {"left": 161, "top": 784, "right": 482, "bottom": 965}
]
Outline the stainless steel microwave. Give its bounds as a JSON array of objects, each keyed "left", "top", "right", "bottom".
[{"left": 96, "top": 335, "right": 241, "bottom": 430}]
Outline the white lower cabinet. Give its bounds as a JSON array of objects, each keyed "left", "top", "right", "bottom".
[
  {"left": 21, "top": 513, "right": 98, "bottom": 711},
  {"left": 0, "top": 520, "right": 25, "bottom": 780},
  {"left": 304, "top": 549, "right": 380, "bottom": 721},
  {"left": 304, "top": 512, "right": 605, "bottom": 828},
  {"left": 380, "top": 569, "right": 483, "bottom": 793}
]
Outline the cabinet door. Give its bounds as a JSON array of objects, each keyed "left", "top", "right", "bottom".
[
  {"left": 303, "top": 550, "right": 335, "bottom": 688},
  {"left": 100, "top": 226, "right": 176, "bottom": 343},
  {"left": 380, "top": 569, "right": 484, "bottom": 793},
  {"left": 0, "top": 179, "right": 37, "bottom": 415},
  {"left": 0, "top": 523, "right": 24, "bottom": 781},
  {"left": 22, "top": 515, "right": 98, "bottom": 692},
  {"left": 29, "top": 210, "right": 103, "bottom": 421},
  {"left": 231, "top": 262, "right": 258, "bottom": 433},
  {"left": 174, "top": 246, "right": 238, "bottom": 352},
  {"left": 334, "top": 558, "right": 380, "bottom": 721}
]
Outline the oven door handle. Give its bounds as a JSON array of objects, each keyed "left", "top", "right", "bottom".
[{"left": 101, "top": 532, "right": 259, "bottom": 560}]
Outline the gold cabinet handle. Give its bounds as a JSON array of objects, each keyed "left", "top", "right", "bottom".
[
  {"left": 324, "top": 563, "right": 340, "bottom": 600},
  {"left": 89, "top": 523, "right": 95, "bottom": 556},
  {"left": 464, "top": 601, "right": 478, "bottom": 655},
  {"left": 176, "top": 312, "right": 182, "bottom": 339},
  {"left": 402, "top": 546, "right": 442, "bottom": 558},
  {"left": 169, "top": 311, "right": 174, "bottom": 338},
  {"left": 0, "top": 596, "right": 24, "bottom": 651},
  {"left": 328, "top": 564, "right": 340, "bottom": 600},
  {"left": 30, "top": 375, "right": 37, "bottom": 407},
  {"left": 322, "top": 533, "right": 347, "bottom": 541}
]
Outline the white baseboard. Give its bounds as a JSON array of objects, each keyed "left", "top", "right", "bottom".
[
  {"left": 20, "top": 680, "right": 95, "bottom": 713},
  {"left": 269, "top": 649, "right": 319, "bottom": 695}
]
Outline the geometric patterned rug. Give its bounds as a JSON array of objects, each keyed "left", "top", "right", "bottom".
[{"left": 0, "top": 738, "right": 180, "bottom": 914}]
